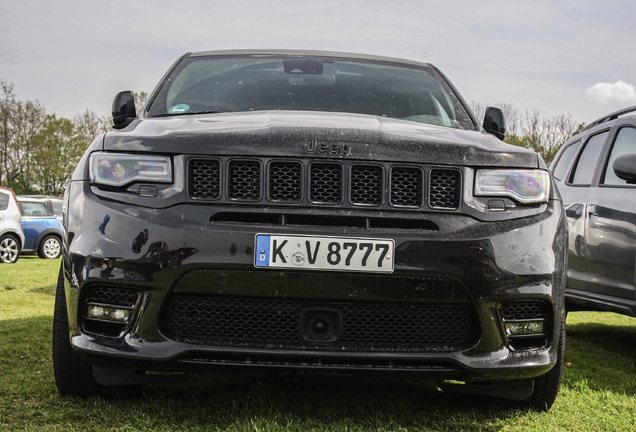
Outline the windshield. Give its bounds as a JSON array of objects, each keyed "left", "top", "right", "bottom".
[{"left": 146, "top": 54, "right": 475, "bottom": 130}]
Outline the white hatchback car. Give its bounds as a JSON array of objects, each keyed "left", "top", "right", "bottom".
[{"left": 0, "top": 187, "right": 25, "bottom": 263}]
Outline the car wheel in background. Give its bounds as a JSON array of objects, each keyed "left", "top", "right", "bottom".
[
  {"left": 52, "top": 264, "right": 142, "bottom": 398},
  {"left": 38, "top": 235, "right": 61, "bottom": 259},
  {"left": 0, "top": 234, "right": 20, "bottom": 263}
]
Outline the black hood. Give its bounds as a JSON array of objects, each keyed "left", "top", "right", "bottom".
[{"left": 102, "top": 111, "right": 539, "bottom": 168}]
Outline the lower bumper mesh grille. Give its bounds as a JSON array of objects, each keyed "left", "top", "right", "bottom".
[{"left": 164, "top": 295, "right": 476, "bottom": 353}]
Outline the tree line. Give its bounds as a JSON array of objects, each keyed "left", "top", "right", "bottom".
[
  {"left": 0, "top": 79, "right": 111, "bottom": 195},
  {"left": 0, "top": 78, "right": 582, "bottom": 196},
  {"left": 471, "top": 102, "right": 585, "bottom": 164}
]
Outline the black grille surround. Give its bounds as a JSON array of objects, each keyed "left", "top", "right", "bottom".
[
  {"left": 499, "top": 301, "right": 551, "bottom": 351},
  {"left": 188, "top": 157, "right": 462, "bottom": 211},
  {"left": 189, "top": 159, "right": 221, "bottom": 199},
  {"left": 81, "top": 285, "right": 140, "bottom": 338},
  {"left": 429, "top": 169, "right": 461, "bottom": 209},
  {"left": 228, "top": 160, "right": 262, "bottom": 200},
  {"left": 163, "top": 295, "right": 477, "bottom": 353}
]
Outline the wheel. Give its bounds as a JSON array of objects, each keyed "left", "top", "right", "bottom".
[
  {"left": 0, "top": 234, "right": 20, "bottom": 263},
  {"left": 52, "top": 264, "right": 142, "bottom": 398},
  {"left": 521, "top": 309, "right": 566, "bottom": 411},
  {"left": 38, "top": 235, "right": 61, "bottom": 259}
]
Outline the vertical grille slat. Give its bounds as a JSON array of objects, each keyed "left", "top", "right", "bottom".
[
  {"left": 310, "top": 163, "right": 342, "bottom": 204},
  {"left": 229, "top": 160, "right": 261, "bottom": 201},
  {"left": 189, "top": 160, "right": 221, "bottom": 199},
  {"left": 351, "top": 165, "right": 383, "bottom": 205},
  {"left": 269, "top": 161, "right": 302, "bottom": 202},
  {"left": 429, "top": 169, "right": 461, "bottom": 210},
  {"left": 390, "top": 167, "right": 422, "bottom": 207}
]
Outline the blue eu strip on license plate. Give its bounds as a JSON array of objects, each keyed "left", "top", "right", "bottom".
[{"left": 255, "top": 234, "right": 394, "bottom": 273}]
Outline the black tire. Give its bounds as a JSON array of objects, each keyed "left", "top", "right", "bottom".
[
  {"left": 0, "top": 234, "right": 20, "bottom": 263},
  {"left": 52, "top": 264, "right": 142, "bottom": 398},
  {"left": 522, "top": 309, "right": 566, "bottom": 411},
  {"left": 38, "top": 235, "right": 61, "bottom": 259}
]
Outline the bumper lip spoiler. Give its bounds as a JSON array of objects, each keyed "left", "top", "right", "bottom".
[
  {"left": 73, "top": 333, "right": 554, "bottom": 382},
  {"left": 93, "top": 363, "right": 535, "bottom": 403},
  {"left": 93, "top": 366, "right": 189, "bottom": 386},
  {"left": 439, "top": 379, "right": 535, "bottom": 401}
]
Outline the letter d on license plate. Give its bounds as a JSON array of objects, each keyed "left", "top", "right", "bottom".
[{"left": 255, "top": 234, "right": 394, "bottom": 273}]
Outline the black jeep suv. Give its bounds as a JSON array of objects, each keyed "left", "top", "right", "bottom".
[
  {"left": 551, "top": 106, "right": 636, "bottom": 318},
  {"left": 53, "top": 50, "right": 567, "bottom": 410}
]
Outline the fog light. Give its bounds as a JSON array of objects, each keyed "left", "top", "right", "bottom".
[
  {"left": 505, "top": 320, "right": 544, "bottom": 336},
  {"left": 87, "top": 303, "right": 132, "bottom": 323},
  {"left": 88, "top": 305, "right": 104, "bottom": 318}
]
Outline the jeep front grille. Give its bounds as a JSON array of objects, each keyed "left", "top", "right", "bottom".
[{"left": 188, "top": 158, "right": 462, "bottom": 211}]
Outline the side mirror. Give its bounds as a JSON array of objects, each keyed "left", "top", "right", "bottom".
[
  {"left": 112, "top": 91, "right": 136, "bottom": 130},
  {"left": 483, "top": 107, "right": 506, "bottom": 141},
  {"left": 612, "top": 153, "right": 636, "bottom": 184},
  {"left": 565, "top": 204, "right": 583, "bottom": 219}
]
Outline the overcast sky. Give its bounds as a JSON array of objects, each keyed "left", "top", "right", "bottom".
[{"left": 2, "top": 0, "right": 635, "bottom": 127}]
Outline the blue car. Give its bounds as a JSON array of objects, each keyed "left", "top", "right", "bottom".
[{"left": 18, "top": 197, "right": 63, "bottom": 259}]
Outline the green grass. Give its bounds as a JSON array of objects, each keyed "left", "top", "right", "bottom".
[{"left": 1, "top": 257, "right": 636, "bottom": 431}]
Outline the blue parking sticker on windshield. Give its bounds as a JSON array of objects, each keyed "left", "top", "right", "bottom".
[
  {"left": 168, "top": 104, "right": 190, "bottom": 114},
  {"left": 255, "top": 235, "right": 271, "bottom": 267}
]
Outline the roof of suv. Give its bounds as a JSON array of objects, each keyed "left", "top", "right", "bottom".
[
  {"left": 581, "top": 105, "right": 636, "bottom": 132},
  {"left": 188, "top": 49, "right": 432, "bottom": 69}
]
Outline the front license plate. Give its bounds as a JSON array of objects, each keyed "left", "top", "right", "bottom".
[{"left": 254, "top": 234, "right": 394, "bottom": 273}]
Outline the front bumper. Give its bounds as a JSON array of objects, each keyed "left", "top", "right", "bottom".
[{"left": 63, "top": 180, "right": 567, "bottom": 382}]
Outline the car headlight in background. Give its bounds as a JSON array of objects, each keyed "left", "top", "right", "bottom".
[
  {"left": 89, "top": 153, "right": 172, "bottom": 187},
  {"left": 475, "top": 169, "right": 550, "bottom": 204}
]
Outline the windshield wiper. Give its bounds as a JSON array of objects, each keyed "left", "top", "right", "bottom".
[{"left": 152, "top": 110, "right": 224, "bottom": 118}]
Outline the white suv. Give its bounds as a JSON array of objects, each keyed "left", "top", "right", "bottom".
[{"left": 0, "top": 187, "right": 25, "bottom": 263}]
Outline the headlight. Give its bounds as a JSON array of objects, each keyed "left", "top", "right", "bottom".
[
  {"left": 475, "top": 169, "right": 550, "bottom": 204},
  {"left": 89, "top": 153, "right": 172, "bottom": 187}
]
